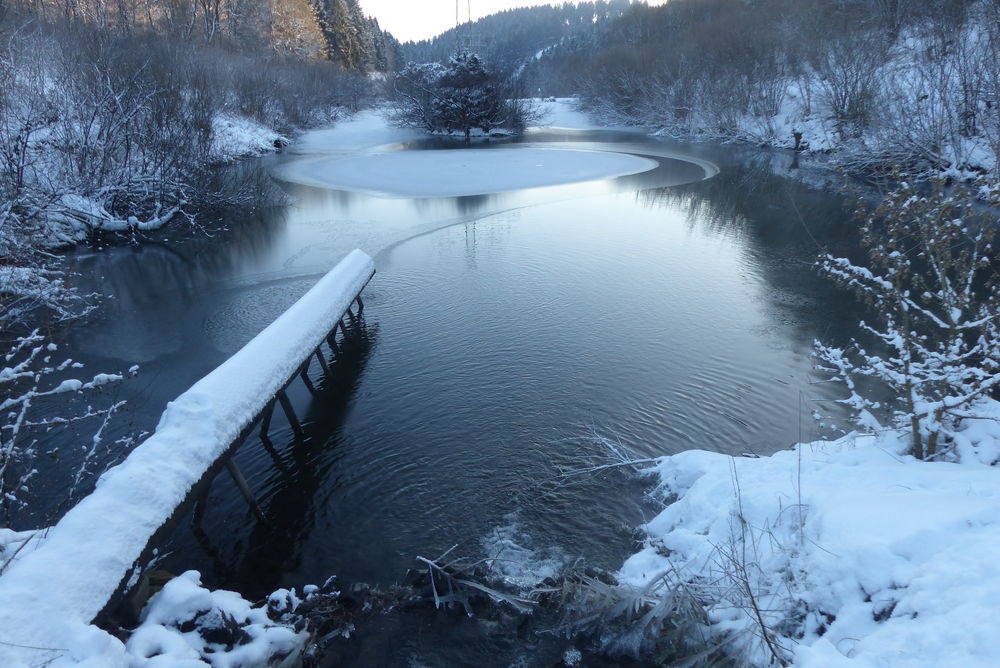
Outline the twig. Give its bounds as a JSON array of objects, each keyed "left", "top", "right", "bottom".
[
  {"left": 557, "top": 457, "right": 660, "bottom": 478},
  {"left": 414, "top": 556, "right": 535, "bottom": 615}
]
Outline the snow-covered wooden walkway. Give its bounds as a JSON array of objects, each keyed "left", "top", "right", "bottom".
[{"left": 0, "top": 250, "right": 375, "bottom": 665}]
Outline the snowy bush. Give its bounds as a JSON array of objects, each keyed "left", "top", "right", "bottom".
[
  {"left": 126, "top": 571, "right": 309, "bottom": 667},
  {"left": 0, "top": 252, "right": 130, "bottom": 532},
  {"left": 0, "top": 14, "right": 370, "bottom": 251},
  {"left": 0, "top": 329, "right": 128, "bottom": 527},
  {"left": 565, "top": 0, "right": 1000, "bottom": 178},
  {"left": 815, "top": 179, "right": 1000, "bottom": 459}
]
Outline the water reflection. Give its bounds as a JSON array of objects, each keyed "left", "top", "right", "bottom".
[
  {"left": 640, "top": 152, "right": 864, "bottom": 347},
  {"left": 167, "top": 317, "right": 377, "bottom": 598},
  {"left": 65, "top": 207, "right": 289, "bottom": 322}
]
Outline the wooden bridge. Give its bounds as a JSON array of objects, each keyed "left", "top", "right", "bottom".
[{"left": 0, "top": 249, "right": 375, "bottom": 664}]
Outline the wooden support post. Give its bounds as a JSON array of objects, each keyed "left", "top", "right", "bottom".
[
  {"left": 326, "top": 321, "right": 340, "bottom": 348},
  {"left": 328, "top": 319, "right": 346, "bottom": 357},
  {"left": 299, "top": 359, "right": 317, "bottom": 395},
  {"left": 225, "top": 457, "right": 266, "bottom": 522},
  {"left": 260, "top": 437, "right": 291, "bottom": 476},
  {"left": 192, "top": 483, "right": 211, "bottom": 527},
  {"left": 259, "top": 401, "right": 275, "bottom": 440},
  {"left": 355, "top": 295, "right": 364, "bottom": 314},
  {"left": 277, "top": 388, "right": 305, "bottom": 440},
  {"left": 315, "top": 347, "right": 330, "bottom": 375}
]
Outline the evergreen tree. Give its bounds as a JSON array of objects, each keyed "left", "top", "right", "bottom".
[
  {"left": 324, "top": 0, "right": 360, "bottom": 69},
  {"left": 391, "top": 52, "right": 530, "bottom": 138}
]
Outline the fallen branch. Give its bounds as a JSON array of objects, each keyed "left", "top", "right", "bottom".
[{"left": 413, "top": 553, "right": 535, "bottom": 615}]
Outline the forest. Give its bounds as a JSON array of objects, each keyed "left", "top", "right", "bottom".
[
  {"left": 0, "top": 0, "right": 398, "bottom": 283},
  {"left": 3, "top": 0, "right": 999, "bottom": 278},
  {"left": 409, "top": 0, "right": 1000, "bottom": 180}
]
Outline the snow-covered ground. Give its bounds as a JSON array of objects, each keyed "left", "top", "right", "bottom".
[
  {"left": 126, "top": 572, "right": 310, "bottom": 668},
  {"left": 530, "top": 97, "right": 633, "bottom": 131},
  {"left": 620, "top": 400, "right": 1000, "bottom": 667},
  {"left": 287, "top": 108, "right": 424, "bottom": 155},
  {"left": 209, "top": 114, "right": 288, "bottom": 164}
]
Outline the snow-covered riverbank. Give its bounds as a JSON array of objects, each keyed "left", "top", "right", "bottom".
[{"left": 621, "top": 400, "right": 1000, "bottom": 667}]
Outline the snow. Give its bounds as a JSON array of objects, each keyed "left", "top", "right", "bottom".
[
  {"left": 0, "top": 250, "right": 374, "bottom": 667},
  {"left": 288, "top": 108, "right": 425, "bottom": 154},
  {"left": 209, "top": 114, "right": 287, "bottom": 164},
  {"left": 619, "top": 399, "right": 1000, "bottom": 667},
  {"left": 530, "top": 97, "right": 620, "bottom": 131},
  {"left": 278, "top": 99, "right": 659, "bottom": 198},
  {"left": 126, "top": 571, "right": 307, "bottom": 667},
  {"left": 277, "top": 147, "right": 658, "bottom": 197}
]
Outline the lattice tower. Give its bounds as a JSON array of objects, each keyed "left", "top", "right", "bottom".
[{"left": 456, "top": 0, "right": 483, "bottom": 54}]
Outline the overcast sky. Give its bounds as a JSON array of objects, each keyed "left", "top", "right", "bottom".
[{"left": 358, "top": 0, "right": 555, "bottom": 44}]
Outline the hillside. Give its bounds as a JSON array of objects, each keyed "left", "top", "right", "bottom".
[
  {"left": 398, "top": 0, "right": 998, "bottom": 179},
  {"left": 13, "top": 0, "right": 401, "bottom": 70},
  {"left": 403, "top": 1, "right": 629, "bottom": 81},
  {"left": 540, "top": 0, "right": 999, "bottom": 177}
]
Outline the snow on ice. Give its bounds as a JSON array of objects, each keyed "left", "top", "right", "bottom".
[
  {"left": 277, "top": 147, "right": 657, "bottom": 198},
  {"left": 278, "top": 99, "right": 658, "bottom": 198}
]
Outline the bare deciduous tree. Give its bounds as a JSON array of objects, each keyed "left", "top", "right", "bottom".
[{"left": 816, "top": 179, "right": 1000, "bottom": 460}]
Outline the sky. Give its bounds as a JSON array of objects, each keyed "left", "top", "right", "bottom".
[{"left": 358, "top": 0, "right": 555, "bottom": 44}]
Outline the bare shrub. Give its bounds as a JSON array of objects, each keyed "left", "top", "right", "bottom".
[{"left": 816, "top": 179, "right": 1000, "bottom": 459}]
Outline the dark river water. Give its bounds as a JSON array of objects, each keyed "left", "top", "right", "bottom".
[{"left": 36, "top": 127, "right": 863, "bottom": 664}]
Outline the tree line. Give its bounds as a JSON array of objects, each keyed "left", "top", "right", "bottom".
[
  {"left": 404, "top": 0, "right": 998, "bottom": 180},
  {"left": 3, "top": 0, "right": 402, "bottom": 69},
  {"left": 527, "top": 0, "right": 1000, "bottom": 179},
  {"left": 404, "top": 1, "right": 630, "bottom": 81}
]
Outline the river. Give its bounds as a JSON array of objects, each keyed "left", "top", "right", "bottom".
[{"left": 39, "top": 124, "right": 861, "bottom": 664}]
